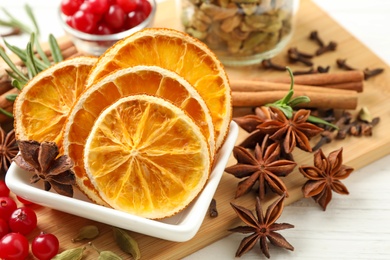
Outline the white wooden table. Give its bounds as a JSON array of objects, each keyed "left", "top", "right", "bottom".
[{"left": 1, "top": 1, "right": 390, "bottom": 259}]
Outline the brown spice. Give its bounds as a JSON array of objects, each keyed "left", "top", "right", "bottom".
[
  {"left": 229, "top": 194, "right": 294, "bottom": 258},
  {"left": 0, "top": 127, "right": 18, "bottom": 174},
  {"left": 13, "top": 140, "right": 76, "bottom": 197},
  {"left": 258, "top": 107, "right": 323, "bottom": 153},
  {"left": 225, "top": 135, "right": 296, "bottom": 199},
  {"left": 299, "top": 148, "right": 354, "bottom": 210}
]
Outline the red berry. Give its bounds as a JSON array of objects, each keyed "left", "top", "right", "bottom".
[
  {"left": 0, "top": 197, "right": 17, "bottom": 220},
  {"left": 0, "top": 180, "right": 10, "bottom": 197},
  {"left": 61, "top": 0, "right": 83, "bottom": 16},
  {"left": 117, "top": 0, "right": 137, "bottom": 13},
  {"left": 125, "top": 11, "right": 146, "bottom": 29},
  {"left": 136, "top": 0, "right": 152, "bottom": 17},
  {"left": 71, "top": 10, "right": 97, "bottom": 33},
  {"left": 32, "top": 232, "right": 60, "bottom": 260},
  {"left": 9, "top": 206, "right": 37, "bottom": 235},
  {"left": 0, "top": 218, "right": 9, "bottom": 239},
  {"left": 16, "top": 196, "right": 34, "bottom": 205},
  {"left": 88, "top": 0, "right": 110, "bottom": 14},
  {"left": 0, "top": 233, "right": 29, "bottom": 260},
  {"left": 104, "top": 4, "right": 126, "bottom": 29},
  {"left": 95, "top": 22, "right": 115, "bottom": 35}
]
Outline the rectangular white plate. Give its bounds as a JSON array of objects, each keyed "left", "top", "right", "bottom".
[{"left": 6, "top": 121, "right": 238, "bottom": 242}]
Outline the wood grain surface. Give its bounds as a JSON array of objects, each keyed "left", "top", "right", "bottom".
[{"left": 4, "top": 0, "right": 390, "bottom": 259}]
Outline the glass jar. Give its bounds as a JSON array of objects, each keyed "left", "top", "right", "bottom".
[{"left": 181, "top": 0, "right": 299, "bottom": 67}]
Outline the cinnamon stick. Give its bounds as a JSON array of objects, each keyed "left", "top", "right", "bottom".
[
  {"left": 0, "top": 88, "right": 18, "bottom": 123},
  {"left": 232, "top": 90, "right": 358, "bottom": 110},
  {"left": 230, "top": 80, "right": 362, "bottom": 93},
  {"left": 260, "top": 70, "right": 364, "bottom": 86}
]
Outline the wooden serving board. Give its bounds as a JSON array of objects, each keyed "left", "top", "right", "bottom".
[{"left": 6, "top": 0, "right": 390, "bottom": 259}]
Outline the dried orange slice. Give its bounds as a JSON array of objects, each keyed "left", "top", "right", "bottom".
[
  {"left": 86, "top": 28, "right": 232, "bottom": 151},
  {"left": 14, "top": 56, "right": 97, "bottom": 147},
  {"left": 83, "top": 94, "right": 211, "bottom": 219},
  {"left": 63, "top": 65, "right": 215, "bottom": 205}
]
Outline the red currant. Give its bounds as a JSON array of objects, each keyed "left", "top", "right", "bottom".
[
  {"left": 0, "top": 197, "right": 17, "bottom": 221},
  {"left": 0, "top": 218, "right": 9, "bottom": 239},
  {"left": 32, "top": 232, "right": 60, "bottom": 260},
  {"left": 104, "top": 4, "right": 126, "bottom": 29},
  {"left": 117, "top": 0, "right": 137, "bottom": 13},
  {"left": 61, "top": 0, "right": 83, "bottom": 16},
  {"left": 0, "top": 233, "right": 29, "bottom": 260},
  {"left": 9, "top": 206, "right": 37, "bottom": 235},
  {"left": 0, "top": 180, "right": 10, "bottom": 197},
  {"left": 88, "top": 0, "right": 110, "bottom": 14}
]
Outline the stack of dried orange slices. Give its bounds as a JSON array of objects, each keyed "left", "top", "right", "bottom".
[{"left": 14, "top": 28, "right": 232, "bottom": 219}]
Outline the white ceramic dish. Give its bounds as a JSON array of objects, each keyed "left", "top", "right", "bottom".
[{"left": 6, "top": 121, "right": 238, "bottom": 242}]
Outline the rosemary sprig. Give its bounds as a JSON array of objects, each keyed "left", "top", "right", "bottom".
[
  {"left": 0, "top": 7, "right": 33, "bottom": 35},
  {"left": 49, "top": 34, "right": 63, "bottom": 63},
  {"left": 266, "top": 67, "right": 338, "bottom": 129}
]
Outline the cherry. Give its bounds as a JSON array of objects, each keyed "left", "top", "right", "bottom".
[
  {"left": 0, "top": 180, "right": 10, "bottom": 197},
  {"left": 104, "top": 4, "right": 126, "bottom": 29},
  {"left": 32, "top": 232, "right": 60, "bottom": 260},
  {"left": 0, "top": 233, "right": 29, "bottom": 260},
  {"left": 61, "top": 0, "right": 83, "bottom": 16},
  {"left": 0, "top": 218, "right": 9, "bottom": 239},
  {"left": 0, "top": 197, "right": 17, "bottom": 221},
  {"left": 9, "top": 206, "right": 37, "bottom": 235}
]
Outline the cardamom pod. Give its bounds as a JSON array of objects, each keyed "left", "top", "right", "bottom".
[
  {"left": 72, "top": 225, "right": 100, "bottom": 242},
  {"left": 98, "top": 251, "right": 123, "bottom": 260},
  {"left": 112, "top": 227, "right": 141, "bottom": 260},
  {"left": 52, "top": 246, "right": 86, "bottom": 260}
]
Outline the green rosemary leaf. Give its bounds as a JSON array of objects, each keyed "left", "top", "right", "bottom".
[
  {"left": 25, "top": 4, "right": 40, "bottom": 36},
  {"left": 0, "top": 46, "right": 29, "bottom": 82},
  {"left": 0, "top": 107, "right": 13, "bottom": 118},
  {"left": 5, "top": 94, "right": 17, "bottom": 102},
  {"left": 49, "top": 34, "right": 63, "bottom": 63},
  {"left": 3, "top": 40, "right": 27, "bottom": 63},
  {"left": 4, "top": 38, "right": 48, "bottom": 72},
  {"left": 34, "top": 36, "right": 51, "bottom": 66},
  {"left": 11, "top": 79, "right": 25, "bottom": 90},
  {"left": 1, "top": 7, "right": 33, "bottom": 34},
  {"left": 308, "top": 115, "right": 338, "bottom": 129},
  {"left": 26, "top": 40, "right": 38, "bottom": 77},
  {"left": 288, "top": 96, "right": 311, "bottom": 107}
]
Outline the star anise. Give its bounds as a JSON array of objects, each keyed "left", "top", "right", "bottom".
[
  {"left": 0, "top": 127, "right": 18, "bottom": 174},
  {"left": 233, "top": 107, "right": 273, "bottom": 149},
  {"left": 229, "top": 194, "right": 294, "bottom": 258},
  {"left": 225, "top": 135, "right": 296, "bottom": 199},
  {"left": 299, "top": 147, "right": 354, "bottom": 210},
  {"left": 13, "top": 140, "right": 76, "bottom": 197},
  {"left": 258, "top": 107, "right": 323, "bottom": 154}
]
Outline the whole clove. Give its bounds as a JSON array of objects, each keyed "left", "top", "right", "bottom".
[
  {"left": 209, "top": 198, "right": 218, "bottom": 218},
  {"left": 317, "top": 65, "right": 331, "bottom": 73},
  {"left": 261, "top": 59, "right": 286, "bottom": 71},
  {"left": 336, "top": 59, "right": 357, "bottom": 71},
  {"left": 292, "top": 67, "right": 316, "bottom": 75},
  {"left": 363, "top": 68, "right": 384, "bottom": 80},
  {"left": 309, "top": 30, "right": 325, "bottom": 47},
  {"left": 288, "top": 48, "right": 314, "bottom": 66},
  {"left": 316, "top": 41, "right": 337, "bottom": 56}
]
